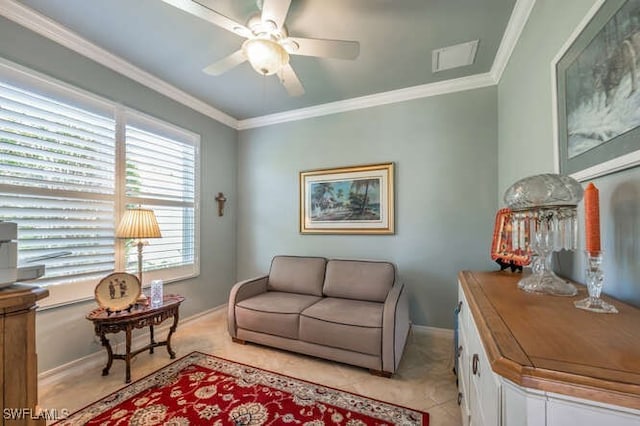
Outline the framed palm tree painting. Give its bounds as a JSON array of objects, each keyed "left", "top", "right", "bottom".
[{"left": 299, "top": 163, "right": 394, "bottom": 234}]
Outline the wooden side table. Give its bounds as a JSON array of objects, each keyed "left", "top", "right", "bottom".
[{"left": 86, "top": 294, "right": 185, "bottom": 383}]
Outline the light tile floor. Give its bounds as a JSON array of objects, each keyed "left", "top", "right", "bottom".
[{"left": 39, "top": 309, "right": 462, "bottom": 425}]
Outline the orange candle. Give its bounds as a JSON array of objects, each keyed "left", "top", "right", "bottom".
[{"left": 584, "top": 182, "right": 600, "bottom": 254}]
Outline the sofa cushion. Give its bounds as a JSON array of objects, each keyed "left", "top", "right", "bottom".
[
  {"left": 268, "top": 256, "right": 327, "bottom": 296},
  {"left": 236, "top": 292, "right": 321, "bottom": 339},
  {"left": 299, "top": 297, "right": 383, "bottom": 356},
  {"left": 323, "top": 259, "right": 395, "bottom": 302}
]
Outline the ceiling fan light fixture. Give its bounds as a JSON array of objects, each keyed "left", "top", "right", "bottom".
[{"left": 242, "top": 38, "right": 289, "bottom": 75}]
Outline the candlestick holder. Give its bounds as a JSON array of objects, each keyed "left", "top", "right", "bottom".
[{"left": 574, "top": 251, "right": 618, "bottom": 313}]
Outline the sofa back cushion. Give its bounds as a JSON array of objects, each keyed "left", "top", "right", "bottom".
[
  {"left": 323, "top": 259, "right": 395, "bottom": 302},
  {"left": 268, "top": 256, "right": 327, "bottom": 296}
]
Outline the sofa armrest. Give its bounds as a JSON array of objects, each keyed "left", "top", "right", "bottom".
[
  {"left": 382, "top": 280, "right": 410, "bottom": 373},
  {"left": 227, "top": 275, "right": 268, "bottom": 338}
]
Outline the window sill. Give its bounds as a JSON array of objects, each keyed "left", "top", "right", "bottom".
[{"left": 35, "top": 265, "right": 199, "bottom": 311}]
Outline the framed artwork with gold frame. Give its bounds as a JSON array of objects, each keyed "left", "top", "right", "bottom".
[
  {"left": 94, "top": 272, "right": 141, "bottom": 311},
  {"left": 299, "top": 163, "right": 394, "bottom": 234}
]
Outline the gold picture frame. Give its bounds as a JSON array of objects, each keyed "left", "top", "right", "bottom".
[
  {"left": 299, "top": 162, "right": 394, "bottom": 234},
  {"left": 94, "top": 272, "right": 141, "bottom": 311}
]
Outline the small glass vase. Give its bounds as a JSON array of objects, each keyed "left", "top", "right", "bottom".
[
  {"left": 574, "top": 251, "right": 618, "bottom": 313},
  {"left": 150, "top": 279, "right": 164, "bottom": 308}
]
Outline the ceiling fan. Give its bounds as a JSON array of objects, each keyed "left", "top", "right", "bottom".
[{"left": 161, "top": 0, "right": 360, "bottom": 96}]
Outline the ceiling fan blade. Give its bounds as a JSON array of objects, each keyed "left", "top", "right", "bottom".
[
  {"left": 202, "top": 50, "right": 246, "bottom": 76},
  {"left": 287, "top": 37, "right": 360, "bottom": 60},
  {"left": 161, "top": 0, "right": 251, "bottom": 38},
  {"left": 277, "top": 64, "right": 305, "bottom": 97},
  {"left": 260, "top": 0, "right": 292, "bottom": 30}
]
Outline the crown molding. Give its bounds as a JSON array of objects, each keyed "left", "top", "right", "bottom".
[
  {"left": 0, "top": 0, "right": 238, "bottom": 129},
  {"left": 490, "top": 0, "right": 536, "bottom": 82},
  {"left": 0, "top": 0, "right": 534, "bottom": 131},
  {"left": 237, "top": 72, "right": 496, "bottom": 130},
  {"left": 238, "top": 0, "right": 534, "bottom": 130}
]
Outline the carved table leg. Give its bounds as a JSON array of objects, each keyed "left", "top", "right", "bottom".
[
  {"left": 99, "top": 332, "right": 113, "bottom": 376},
  {"left": 149, "top": 324, "right": 155, "bottom": 354},
  {"left": 125, "top": 327, "right": 132, "bottom": 383},
  {"left": 166, "top": 310, "right": 179, "bottom": 359}
]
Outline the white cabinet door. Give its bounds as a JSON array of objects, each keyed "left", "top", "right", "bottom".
[
  {"left": 458, "top": 284, "right": 470, "bottom": 334},
  {"left": 458, "top": 282, "right": 501, "bottom": 426},
  {"left": 547, "top": 399, "right": 640, "bottom": 426},
  {"left": 467, "top": 312, "right": 501, "bottom": 426},
  {"left": 458, "top": 286, "right": 472, "bottom": 426},
  {"left": 501, "top": 379, "right": 546, "bottom": 426},
  {"left": 458, "top": 328, "right": 471, "bottom": 425}
]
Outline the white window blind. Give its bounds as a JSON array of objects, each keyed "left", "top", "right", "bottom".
[
  {"left": 0, "top": 81, "right": 117, "bottom": 285},
  {"left": 123, "top": 123, "right": 197, "bottom": 276},
  {"left": 0, "top": 60, "right": 200, "bottom": 306}
]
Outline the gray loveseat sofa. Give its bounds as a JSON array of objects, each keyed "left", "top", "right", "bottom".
[{"left": 227, "top": 255, "right": 410, "bottom": 376}]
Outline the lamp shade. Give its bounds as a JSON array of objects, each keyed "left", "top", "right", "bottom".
[
  {"left": 503, "top": 173, "right": 583, "bottom": 210},
  {"left": 116, "top": 208, "right": 162, "bottom": 239},
  {"left": 242, "top": 38, "right": 289, "bottom": 76}
]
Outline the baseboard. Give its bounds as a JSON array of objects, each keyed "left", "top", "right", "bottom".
[
  {"left": 411, "top": 324, "right": 455, "bottom": 338},
  {"left": 38, "top": 304, "right": 226, "bottom": 387},
  {"left": 39, "top": 311, "right": 451, "bottom": 387}
]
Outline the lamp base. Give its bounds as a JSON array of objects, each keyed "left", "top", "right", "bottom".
[
  {"left": 136, "top": 293, "right": 149, "bottom": 306},
  {"left": 518, "top": 273, "right": 577, "bottom": 296},
  {"left": 518, "top": 254, "right": 577, "bottom": 297}
]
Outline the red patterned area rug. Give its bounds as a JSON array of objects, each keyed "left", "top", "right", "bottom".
[{"left": 55, "top": 351, "right": 428, "bottom": 425}]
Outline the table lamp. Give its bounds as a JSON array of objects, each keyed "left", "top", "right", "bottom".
[
  {"left": 116, "top": 207, "right": 162, "bottom": 288},
  {"left": 504, "top": 173, "right": 583, "bottom": 296}
]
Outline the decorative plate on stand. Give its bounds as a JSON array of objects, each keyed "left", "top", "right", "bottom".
[{"left": 95, "top": 272, "right": 141, "bottom": 311}]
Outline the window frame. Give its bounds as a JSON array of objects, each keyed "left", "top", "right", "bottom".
[
  {"left": 116, "top": 107, "right": 201, "bottom": 289},
  {"left": 0, "top": 58, "right": 201, "bottom": 309}
]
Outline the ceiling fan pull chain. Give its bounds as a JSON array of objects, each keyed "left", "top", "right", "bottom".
[{"left": 261, "top": 74, "right": 267, "bottom": 110}]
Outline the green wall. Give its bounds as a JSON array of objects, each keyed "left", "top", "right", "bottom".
[
  {"left": 0, "top": 17, "right": 239, "bottom": 371},
  {"left": 8, "top": 0, "right": 637, "bottom": 372},
  {"left": 498, "top": 0, "right": 640, "bottom": 306},
  {"left": 237, "top": 87, "right": 499, "bottom": 329}
]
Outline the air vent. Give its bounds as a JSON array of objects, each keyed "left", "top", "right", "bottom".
[{"left": 432, "top": 40, "right": 479, "bottom": 73}]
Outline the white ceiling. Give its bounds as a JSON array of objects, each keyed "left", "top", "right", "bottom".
[{"left": 9, "top": 0, "right": 524, "bottom": 124}]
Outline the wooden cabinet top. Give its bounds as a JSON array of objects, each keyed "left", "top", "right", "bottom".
[
  {"left": 459, "top": 270, "right": 640, "bottom": 410},
  {"left": 0, "top": 283, "right": 49, "bottom": 313}
]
